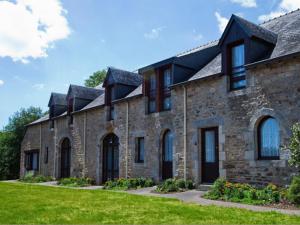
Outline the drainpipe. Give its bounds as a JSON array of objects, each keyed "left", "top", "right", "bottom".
[
  {"left": 53, "top": 120, "right": 57, "bottom": 178},
  {"left": 125, "top": 101, "right": 129, "bottom": 178},
  {"left": 183, "top": 85, "right": 187, "bottom": 181},
  {"left": 39, "top": 123, "right": 42, "bottom": 173},
  {"left": 83, "top": 111, "right": 87, "bottom": 177}
]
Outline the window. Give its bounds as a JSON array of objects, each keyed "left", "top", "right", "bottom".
[
  {"left": 148, "top": 73, "right": 156, "bottom": 113},
  {"left": 49, "top": 120, "right": 54, "bottom": 129},
  {"left": 162, "top": 69, "right": 171, "bottom": 110},
  {"left": 258, "top": 117, "right": 280, "bottom": 160},
  {"left": 230, "top": 43, "right": 246, "bottom": 90},
  {"left": 107, "top": 86, "right": 115, "bottom": 121},
  {"left": 44, "top": 147, "right": 48, "bottom": 164},
  {"left": 135, "top": 137, "right": 145, "bottom": 163},
  {"left": 25, "top": 150, "right": 39, "bottom": 171},
  {"left": 163, "top": 131, "right": 173, "bottom": 162}
]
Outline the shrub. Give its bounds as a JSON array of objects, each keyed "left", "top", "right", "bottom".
[
  {"left": 19, "top": 172, "right": 54, "bottom": 183},
  {"left": 156, "top": 178, "right": 195, "bottom": 193},
  {"left": 204, "top": 178, "right": 283, "bottom": 205},
  {"left": 288, "top": 123, "right": 300, "bottom": 169},
  {"left": 58, "top": 177, "right": 94, "bottom": 187},
  {"left": 103, "top": 177, "right": 154, "bottom": 190},
  {"left": 287, "top": 176, "right": 300, "bottom": 204}
]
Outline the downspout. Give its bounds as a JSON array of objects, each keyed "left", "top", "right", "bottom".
[
  {"left": 125, "top": 101, "right": 129, "bottom": 178},
  {"left": 183, "top": 85, "right": 187, "bottom": 181},
  {"left": 39, "top": 123, "right": 42, "bottom": 173},
  {"left": 83, "top": 111, "right": 87, "bottom": 177},
  {"left": 53, "top": 120, "right": 57, "bottom": 178}
]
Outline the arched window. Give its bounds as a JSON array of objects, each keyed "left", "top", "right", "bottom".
[{"left": 258, "top": 117, "right": 280, "bottom": 160}]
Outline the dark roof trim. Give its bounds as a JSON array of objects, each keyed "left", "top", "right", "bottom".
[
  {"left": 138, "top": 57, "right": 175, "bottom": 73},
  {"left": 170, "top": 72, "right": 223, "bottom": 89},
  {"left": 245, "top": 51, "right": 300, "bottom": 69},
  {"left": 72, "top": 104, "right": 105, "bottom": 115}
]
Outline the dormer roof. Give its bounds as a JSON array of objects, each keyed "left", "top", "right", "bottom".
[
  {"left": 66, "top": 84, "right": 104, "bottom": 100},
  {"left": 219, "top": 14, "right": 278, "bottom": 47},
  {"left": 48, "top": 93, "right": 67, "bottom": 107},
  {"left": 103, "top": 67, "right": 142, "bottom": 87}
]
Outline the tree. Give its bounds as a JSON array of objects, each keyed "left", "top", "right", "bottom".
[
  {"left": 84, "top": 69, "right": 107, "bottom": 88},
  {"left": 0, "top": 107, "right": 43, "bottom": 180},
  {"left": 288, "top": 123, "right": 300, "bottom": 169}
]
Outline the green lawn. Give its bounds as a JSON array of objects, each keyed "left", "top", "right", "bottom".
[{"left": 0, "top": 182, "right": 300, "bottom": 224}]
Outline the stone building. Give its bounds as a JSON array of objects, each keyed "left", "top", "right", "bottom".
[{"left": 21, "top": 11, "right": 300, "bottom": 186}]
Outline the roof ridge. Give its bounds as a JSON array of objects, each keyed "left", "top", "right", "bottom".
[
  {"left": 176, "top": 40, "right": 219, "bottom": 56},
  {"left": 260, "top": 8, "right": 300, "bottom": 25}
]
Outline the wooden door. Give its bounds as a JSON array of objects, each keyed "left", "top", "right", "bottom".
[
  {"left": 162, "top": 130, "right": 173, "bottom": 180},
  {"left": 102, "top": 134, "right": 119, "bottom": 183},
  {"left": 61, "top": 138, "right": 71, "bottom": 178},
  {"left": 201, "top": 127, "right": 219, "bottom": 183}
]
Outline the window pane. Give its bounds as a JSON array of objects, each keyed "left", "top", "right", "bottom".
[
  {"left": 260, "top": 118, "right": 280, "bottom": 157},
  {"left": 139, "top": 138, "right": 144, "bottom": 162},
  {"left": 164, "top": 131, "right": 173, "bottom": 162},
  {"left": 163, "top": 69, "right": 171, "bottom": 88},
  {"left": 150, "top": 74, "right": 156, "bottom": 91},
  {"left": 232, "top": 44, "right": 244, "bottom": 68},
  {"left": 205, "top": 130, "right": 215, "bottom": 163},
  {"left": 232, "top": 79, "right": 246, "bottom": 89},
  {"left": 32, "top": 153, "right": 39, "bottom": 171},
  {"left": 163, "top": 97, "right": 171, "bottom": 110},
  {"left": 149, "top": 100, "right": 156, "bottom": 113}
]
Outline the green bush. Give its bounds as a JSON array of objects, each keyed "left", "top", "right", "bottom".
[
  {"left": 156, "top": 178, "right": 195, "bottom": 193},
  {"left": 58, "top": 177, "right": 94, "bottom": 187},
  {"left": 204, "top": 178, "right": 283, "bottom": 205},
  {"left": 103, "top": 177, "right": 155, "bottom": 190},
  {"left": 287, "top": 176, "right": 300, "bottom": 204},
  {"left": 19, "top": 172, "right": 54, "bottom": 183}
]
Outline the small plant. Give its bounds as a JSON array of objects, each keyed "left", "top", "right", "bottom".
[
  {"left": 19, "top": 172, "right": 54, "bottom": 183},
  {"left": 103, "top": 177, "right": 155, "bottom": 190},
  {"left": 204, "top": 178, "right": 283, "bottom": 205},
  {"left": 287, "top": 176, "right": 300, "bottom": 204},
  {"left": 156, "top": 178, "right": 195, "bottom": 193},
  {"left": 288, "top": 123, "right": 300, "bottom": 169},
  {"left": 58, "top": 177, "right": 94, "bottom": 187}
]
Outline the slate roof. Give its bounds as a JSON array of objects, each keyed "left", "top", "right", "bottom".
[
  {"left": 187, "top": 9, "right": 300, "bottom": 82},
  {"left": 77, "top": 93, "right": 105, "bottom": 112},
  {"left": 28, "top": 114, "right": 49, "bottom": 126},
  {"left": 219, "top": 14, "right": 278, "bottom": 46},
  {"left": 48, "top": 93, "right": 67, "bottom": 107},
  {"left": 67, "top": 84, "right": 104, "bottom": 100},
  {"left": 104, "top": 67, "right": 143, "bottom": 87}
]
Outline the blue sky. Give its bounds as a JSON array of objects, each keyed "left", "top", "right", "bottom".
[{"left": 0, "top": 0, "right": 299, "bottom": 128}]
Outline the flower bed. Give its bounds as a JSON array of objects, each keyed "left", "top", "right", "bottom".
[
  {"left": 103, "top": 178, "right": 154, "bottom": 190},
  {"left": 19, "top": 172, "right": 54, "bottom": 183},
  {"left": 57, "top": 177, "right": 94, "bottom": 187},
  {"left": 155, "top": 178, "right": 195, "bottom": 193}
]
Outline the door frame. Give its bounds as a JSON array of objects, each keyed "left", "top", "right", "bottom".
[
  {"left": 60, "top": 138, "right": 71, "bottom": 178},
  {"left": 162, "top": 130, "right": 173, "bottom": 180},
  {"left": 201, "top": 127, "right": 219, "bottom": 183},
  {"left": 102, "top": 133, "right": 119, "bottom": 183}
]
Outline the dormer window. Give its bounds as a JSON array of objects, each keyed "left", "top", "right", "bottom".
[
  {"left": 148, "top": 73, "right": 157, "bottom": 113},
  {"left": 162, "top": 68, "right": 171, "bottom": 110},
  {"left": 230, "top": 43, "right": 246, "bottom": 90},
  {"left": 68, "top": 98, "right": 73, "bottom": 124},
  {"left": 106, "top": 85, "right": 115, "bottom": 121}
]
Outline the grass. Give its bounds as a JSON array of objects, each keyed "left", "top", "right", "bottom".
[{"left": 0, "top": 182, "right": 300, "bottom": 224}]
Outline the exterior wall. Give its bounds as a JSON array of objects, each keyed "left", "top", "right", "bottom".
[{"left": 20, "top": 56, "right": 300, "bottom": 186}]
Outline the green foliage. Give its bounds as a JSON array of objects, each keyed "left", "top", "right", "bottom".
[
  {"left": 103, "top": 177, "right": 154, "bottom": 190},
  {"left": 0, "top": 107, "right": 43, "bottom": 180},
  {"left": 2, "top": 182, "right": 300, "bottom": 224},
  {"left": 19, "top": 172, "right": 54, "bottom": 183},
  {"left": 288, "top": 176, "right": 300, "bottom": 204},
  {"left": 57, "top": 177, "right": 94, "bottom": 187},
  {"left": 156, "top": 178, "right": 195, "bottom": 193},
  {"left": 204, "top": 178, "right": 283, "bottom": 205},
  {"left": 84, "top": 69, "right": 107, "bottom": 88},
  {"left": 288, "top": 123, "right": 300, "bottom": 169}
]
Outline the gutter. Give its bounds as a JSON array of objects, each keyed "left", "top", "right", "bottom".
[
  {"left": 112, "top": 94, "right": 143, "bottom": 105},
  {"left": 125, "top": 102, "right": 129, "bottom": 178},
  {"left": 183, "top": 86, "right": 187, "bottom": 181}
]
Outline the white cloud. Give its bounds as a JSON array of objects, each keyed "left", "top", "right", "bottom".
[
  {"left": 230, "top": 0, "right": 257, "bottom": 8},
  {"left": 144, "top": 27, "right": 165, "bottom": 40},
  {"left": 0, "top": 0, "right": 71, "bottom": 63},
  {"left": 215, "top": 12, "right": 229, "bottom": 33},
  {"left": 259, "top": 0, "right": 300, "bottom": 21},
  {"left": 0, "top": 80, "right": 4, "bottom": 86},
  {"left": 192, "top": 29, "right": 203, "bottom": 41},
  {"left": 33, "top": 83, "right": 45, "bottom": 90}
]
